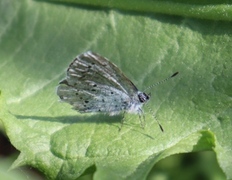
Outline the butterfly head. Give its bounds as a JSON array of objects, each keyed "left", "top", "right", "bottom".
[{"left": 138, "top": 92, "right": 150, "bottom": 103}]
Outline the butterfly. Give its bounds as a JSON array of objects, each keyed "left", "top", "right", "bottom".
[{"left": 57, "top": 51, "right": 178, "bottom": 131}]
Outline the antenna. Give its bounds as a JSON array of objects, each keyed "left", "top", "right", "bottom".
[{"left": 143, "top": 72, "right": 178, "bottom": 92}]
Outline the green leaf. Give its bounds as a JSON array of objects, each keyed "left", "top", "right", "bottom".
[
  {"left": 45, "top": 0, "right": 232, "bottom": 21},
  {"left": 0, "top": 0, "right": 232, "bottom": 179}
]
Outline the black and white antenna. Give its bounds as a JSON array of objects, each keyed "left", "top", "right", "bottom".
[
  {"left": 143, "top": 72, "right": 179, "bottom": 92},
  {"left": 143, "top": 72, "right": 179, "bottom": 132}
]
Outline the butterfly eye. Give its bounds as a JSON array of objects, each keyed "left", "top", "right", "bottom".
[{"left": 138, "top": 92, "right": 149, "bottom": 103}]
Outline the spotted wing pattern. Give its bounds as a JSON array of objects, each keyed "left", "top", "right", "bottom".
[{"left": 57, "top": 51, "right": 139, "bottom": 114}]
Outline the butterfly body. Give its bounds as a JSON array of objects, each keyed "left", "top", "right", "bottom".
[{"left": 57, "top": 51, "right": 148, "bottom": 116}]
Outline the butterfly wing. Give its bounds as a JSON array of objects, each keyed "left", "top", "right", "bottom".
[{"left": 57, "top": 51, "right": 139, "bottom": 114}]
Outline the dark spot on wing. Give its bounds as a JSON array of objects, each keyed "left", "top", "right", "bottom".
[
  {"left": 79, "top": 75, "right": 85, "bottom": 79},
  {"left": 93, "top": 84, "right": 97, "bottom": 87},
  {"left": 98, "top": 109, "right": 101, "bottom": 112},
  {"left": 91, "top": 89, "right": 96, "bottom": 91},
  {"left": 59, "top": 79, "right": 69, "bottom": 85},
  {"left": 75, "top": 92, "right": 78, "bottom": 96},
  {"left": 111, "top": 92, "right": 114, "bottom": 94},
  {"left": 80, "top": 97, "right": 83, "bottom": 100},
  {"left": 85, "top": 100, "right": 89, "bottom": 103},
  {"left": 59, "top": 95, "right": 64, "bottom": 99},
  {"left": 123, "top": 101, "right": 127, "bottom": 105},
  {"left": 102, "top": 99, "right": 105, "bottom": 102}
]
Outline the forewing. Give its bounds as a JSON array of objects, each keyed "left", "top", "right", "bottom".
[{"left": 67, "top": 51, "right": 138, "bottom": 95}]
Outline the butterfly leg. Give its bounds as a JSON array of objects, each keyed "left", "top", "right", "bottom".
[
  {"left": 146, "top": 104, "right": 164, "bottom": 132},
  {"left": 138, "top": 108, "right": 145, "bottom": 129},
  {"left": 119, "top": 111, "right": 126, "bottom": 132}
]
